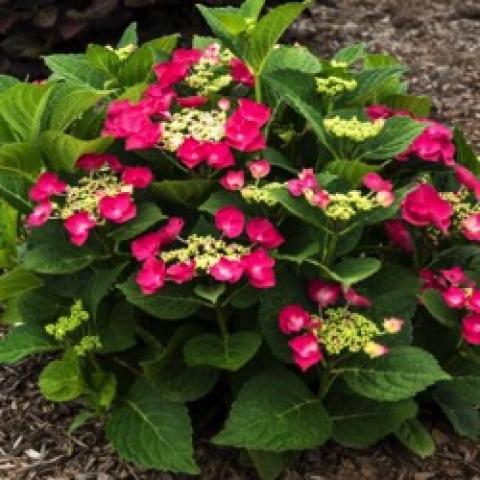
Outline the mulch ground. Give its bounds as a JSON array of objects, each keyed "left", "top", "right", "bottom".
[{"left": 1, "top": 0, "right": 480, "bottom": 478}]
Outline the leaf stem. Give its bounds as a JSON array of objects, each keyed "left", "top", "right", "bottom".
[{"left": 215, "top": 304, "right": 229, "bottom": 340}]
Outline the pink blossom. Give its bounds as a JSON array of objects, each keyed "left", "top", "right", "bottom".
[
  {"left": 462, "top": 313, "right": 480, "bottom": 345},
  {"left": 344, "top": 287, "right": 372, "bottom": 308},
  {"left": 364, "top": 342, "right": 389, "bottom": 358},
  {"left": 125, "top": 121, "right": 161, "bottom": 150},
  {"left": 106, "top": 155, "right": 124, "bottom": 173},
  {"left": 462, "top": 213, "right": 480, "bottom": 242},
  {"left": 278, "top": 304, "right": 311, "bottom": 334},
  {"left": 467, "top": 290, "right": 480, "bottom": 314},
  {"left": 384, "top": 220, "right": 414, "bottom": 253},
  {"left": 64, "top": 211, "right": 96, "bottom": 246},
  {"left": 401, "top": 184, "right": 453, "bottom": 233},
  {"left": 121, "top": 166, "right": 154, "bottom": 189},
  {"left": 26, "top": 201, "right": 53, "bottom": 227},
  {"left": 242, "top": 248, "right": 276, "bottom": 289},
  {"left": 362, "top": 172, "right": 393, "bottom": 192},
  {"left": 308, "top": 279, "right": 341, "bottom": 308},
  {"left": 136, "top": 257, "right": 166, "bottom": 295},
  {"left": 306, "top": 189, "right": 331, "bottom": 208},
  {"left": 159, "top": 217, "right": 185, "bottom": 244},
  {"left": 288, "top": 333, "right": 323, "bottom": 372},
  {"left": 440, "top": 267, "right": 467, "bottom": 287},
  {"left": 220, "top": 170, "right": 245, "bottom": 191},
  {"left": 229, "top": 58, "right": 254, "bottom": 87},
  {"left": 98, "top": 192, "right": 137, "bottom": 224},
  {"left": 376, "top": 190, "right": 396, "bottom": 207},
  {"left": 214, "top": 206, "right": 245, "bottom": 238},
  {"left": 29, "top": 172, "right": 66, "bottom": 202},
  {"left": 203, "top": 142, "right": 235, "bottom": 169},
  {"left": 365, "top": 104, "right": 395, "bottom": 120},
  {"left": 287, "top": 169, "right": 319, "bottom": 197},
  {"left": 383, "top": 318, "right": 404, "bottom": 334},
  {"left": 153, "top": 61, "right": 190, "bottom": 90},
  {"left": 420, "top": 269, "right": 447, "bottom": 291},
  {"left": 167, "top": 260, "right": 196, "bottom": 284},
  {"left": 225, "top": 111, "right": 266, "bottom": 152},
  {"left": 246, "top": 218, "right": 284, "bottom": 249},
  {"left": 177, "top": 137, "right": 206, "bottom": 169},
  {"left": 442, "top": 286, "right": 467, "bottom": 309},
  {"left": 209, "top": 258, "right": 244, "bottom": 283},
  {"left": 248, "top": 159, "right": 271, "bottom": 179},
  {"left": 172, "top": 48, "right": 202, "bottom": 66},
  {"left": 76, "top": 153, "right": 111, "bottom": 171},
  {"left": 237, "top": 99, "right": 271, "bottom": 127},
  {"left": 177, "top": 95, "right": 208, "bottom": 108},
  {"left": 131, "top": 231, "right": 163, "bottom": 261},
  {"left": 218, "top": 98, "right": 231, "bottom": 111},
  {"left": 454, "top": 165, "right": 480, "bottom": 199}
]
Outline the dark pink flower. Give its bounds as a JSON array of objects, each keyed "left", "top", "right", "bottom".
[
  {"left": 131, "top": 231, "right": 163, "bottom": 261},
  {"left": 29, "top": 172, "right": 66, "bottom": 202},
  {"left": 76, "top": 153, "right": 111, "bottom": 171},
  {"left": 237, "top": 99, "right": 271, "bottom": 127},
  {"left": 218, "top": 98, "right": 231, "bottom": 111},
  {"left": 172, "top": 48, "right": 202, "bottom": 66},
  {"left": 64, "top": 211, "right": 96, "bottom": 246},
  {"left": 230, "top": 58, "right": 254, "bottom": 87},
  {"left": 159, "top": 217, "right": 185, "bottom": 244},
  {"left": 166, "top": 260, "right": 196, "bottom": 284},
  {"left": 344, "top": 287, "right": 372, "bottom": 308},
  {"left": 365, "top": 104, "right": 394, "bottom": 120},
  {"left": 246, "top": 218, "right": 284, "bottom": 249},
  {"left": 209, "top": 257, "right": 244, "bottom": 283},
  {"left": 454, "top": 165, "right": 480, "bottom": 199},
  {"left": 384, "top": 220, "right": 414, "bottom": 253},
  {"left": 288, "top": 333, "right": 323, "bottom": 372},
  {"left": 225, "top": 111, "right": 266, "bottom": 152},
  {"left": 376, "top": 190, "right": 395, "bottom": 207},
  {"left": 462, "top": 313, "right": 480, "bottom": 345},
  {"left": 362, "top": 172, "right": 393, "bottom": 192},
  {"left": 467, "top": 290, "right": 480, "bottom": 314},
  {"left": 125, "top": 121, "right": 161, "bottom": 150},
  {"left": 177, "top": 137, "right": 206, "bottom": 169},
  {"left": 177, "top": 95, "right": 208, "bottom": 108},
  {"left": 153, "top": 61, "right": 190, "bottom": 90},
  {"left": 242, "top": 248, "right": 276, "bottom": 289},
  {"left": 214, "top": 206, "right": 245, "bottom": 238},
  {"left": 279, "top": 304, "right": 311, "bottom": 334},
  {"left": 401, "top": 184, "right": 453, "bottom": 233},
  {"left": 308, "top": 279, "right": 341, "bottom": 308},
  {"left": 203, "top": 142, "right": 235, "bottom": 169},
  {"left": 420, "top": 268, "right": 447, "bottom": 291},
  {"left": 248, "top": 159, "right": 271, "bottom": 179},
  {"left": 139, "top": 95, "right": 174, "bottom": 118},
  {"left": 442, "top": 286, "right": 467, "bottom": 309},
  {"left": 287, "top": 169, "right": 319, "bottom": 197},
  {"left": 98, "top": 192, "right": 137, "bottom": 224},
  {"left": 440, "top": 267, "right": 467, "bottom": 287},
  {"left": 220, "top": 170, "right": 245, "bottom": 191},
  {"left": 306, "top": 189, "right": 331, "bottom": 208},
  {"left": 121, "top": 166, "right": 154, "bottom": 189},
  {"left": 462, "top": 213, "right": 480, "bottom": 242},
  {"left": 26, "top": 201, "right": 52, "bottom": 227},
  {"left": 136, "top": 257, "right": 166, "bottom": 295}
]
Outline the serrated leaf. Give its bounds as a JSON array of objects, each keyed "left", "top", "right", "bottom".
[
  {"left": 106, "top": 379, "right": 198, "bottom": 474},
  {"left": 240, "top": 0, "right": 265, "bottom": 19},
  {"left": 0, "top": 142, "right": 43, "bottom": 176},
  {"left": 152, "top": 179, "right": 214, "bottom": 207},
  {"left": 117, "top": 22, "right": 138, "bottom": 48},
  {"left": 339, "top": 346, "right": 450, "bottom": 401},
  {"left": 0, "top": 268, "right": 43, "bottom": 302},
  {"left": 421, "top": 289, "right": 461, "bottom": 331},
  {"left": 263, "top": 46, "right": 322, "bottom": 75},
  {"left": 214, "top": 368, "right": 332, "bottom": 451},
  {"left": 330, "top": 257, "right": 381, "bottom": 286},
  {"left": 199, "top": 190, "right": 247, "bottom": 215},
  {"left": 194, "top": 283, "right": 226, "bottom": 304},
  {"left": 0, "top": 165, "right": 33, "bottom": 212},
  {"left": 333, "top": 43, "right": 366, "bottom": 65},
  {"left": 184, "top": 332, "right": 262, "bottom": 371},
  {"left": 86, "top": 44, "right": 121, "bottom": 77},
  {"left": 324, "top": 159, "right": 380, "bottom": 188},
  {"left": 395, "top": 418, "right": 435, "bottom": 458}
]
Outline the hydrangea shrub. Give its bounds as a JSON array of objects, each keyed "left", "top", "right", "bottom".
[{"left": 0, "top": 0, "right": 480, "bottom": 477}]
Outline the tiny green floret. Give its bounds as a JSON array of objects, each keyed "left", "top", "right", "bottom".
[
  {"left": 45, "top": 300, "right": 90, "bottom": 341},
  {"left": 324, "top": 116, "right": 384, "bottom": 142}
]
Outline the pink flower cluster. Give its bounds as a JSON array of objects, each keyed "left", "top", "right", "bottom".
[
  {"left": 287, "top": 168, "right": 330, "bottom": 208},
  {"left": 308, "top": 279, "right": 371, "bottom": 309},
  {"left": 366, "top": 104, "right": 455, "bottom": 165},
  {"left": 421, "top": 267, "right": 480, "bottom": 345},
  {"left": 219, "top": 159, "right": 271, "bottom": 191}
]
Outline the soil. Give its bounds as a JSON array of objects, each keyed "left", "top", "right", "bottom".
[{"left": 1, "top": 0, "right": 480, "bottom": 478}]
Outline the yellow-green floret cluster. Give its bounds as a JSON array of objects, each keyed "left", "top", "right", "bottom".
[
  {"left": 241, "top": 183, "right": 282, "bottom": 206},
  {"left": 324, "top": 191, "right": 376, "bottom": 221},
  {"left": 324, "top": 116, "right": 384, "bottom": 142},
  {"left": 160, "top": 234, "right": 250, "bottom": 270},
  {"left": 441, "top": 189, "right": 479, "bottom": 228},
  {"left": 46, "top": 300, "right": 89, "bottom": 341},
  {"left": 318, "top": 308, "right": 380, "bottom": 355},
  {"left": 74, "top": 335, "right": 102, "bottom": 356},
  {"left": 330, "top": 59, "right": 348, "bottom": 69},
  {"left": 316, "top": 76, "right": 357, "bottom": 96},
  {"left": 105, "top": 43, "right": 136, "bottom": 60},
  {"left": 161, "top": 108, "right": 227, "bottom": 151}
]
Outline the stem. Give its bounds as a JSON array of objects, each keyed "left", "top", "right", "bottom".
[
  {"left": 215, "top": 304, "right": 229, "bottom": 340},
  {"left": 254, "top": 75, "right": 262, "bottom": 103}
]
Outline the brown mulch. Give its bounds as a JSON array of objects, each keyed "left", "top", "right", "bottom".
[{"left": 1, "top": 0, "right": 480, "bottom": 478}]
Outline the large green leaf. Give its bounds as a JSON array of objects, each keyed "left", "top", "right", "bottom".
[
  {"left": 117, "top": 22, "right": 138, "bottom": 48},
  {"left": 385, "top": 94, "right": 432, "bottom": 117},
  {"left": 421, "top": 289, "right": 461, "bottom": 331},
  {"left": 118, "top": 276, "right": 201, "bottom": 320},
  {"left": 263, "top": 46, "right": 322, "bottom": 76},
  {"left": 439, "top": 357, "right": 480, "bottom": 404},
  {"left": 40, "top": 131, "right": 112, "bottom": 172},
  {"left": 106, "top": 379, "right": 198, "bottom": 474},
  {"left": 0, "top": 74, "right": 19, "bottom": 92},
  {"left": 152, "top": 179, "right": 215, "bottom": 207},
  {"left": 0, "top": 268, "right": 43, "bottom": 302},
  {"left": 214, "top": 368, "right": 331, "bottom": 451},
  {"left": 330, "top": 257, "right": 381, "bottom": 286},
  {"left": 248, "top": 451, "right": 293, "bottom": 480},
  {"left": 395, "top": 418, "right": 435, "bottom": 458},
  {"left": 454, "top": 127, "right": 480, "bottom": 174},
  {"left": 0, "top": 166, "right": 33, "bottom": 212},
  {"left": 86, "top": 44, "right": 122, "bottom": 77},
  {"left": 339, "top": 346, "right": 450, "bottom": 401},
  {"left": 333, "top": 43, "right": 366, "bottom": 65},
  {"left": 324, "top": 159, "right": 379, "bottom": 188},
  {"left": 183, "top": 332, "right": 262, "bottom": 371},
  {"left": 240, "top": 0, "right": 266, "bottom": 19},
  {"left": 0, "top": 142, "right": 43, "bottom": 176}
]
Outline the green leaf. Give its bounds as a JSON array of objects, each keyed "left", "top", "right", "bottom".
[
  {"left": 68, "top": 410, "right": 95, "bottom": 434},
  {"left": 324, "top": 159, "right": 379, "bottom": 188},
  {"left": 117, "top": 22, "right": 138, "bottom": 48},
  {"left": 240, "top": 0, "right": 265, "bottom": 19},
  {"left": 39, "top": 350, "right": 85, "bottom": 402},
  {"left": 438, "top": 357, "right": 480, "bottom": 404},
  {"left": 24, "top": 243, "right": 95, "bottom": 275},
  {"left": 454, "top": 127, "right": 480, "bottom": 174},
  {"left": 384, "top": 94, "right": 432, "bottom": 117},
  {"left": 86, "top": 370, "right": 117, "bottom": 410},
  {"left": 99, "top": 301, "right": 137, "bottom": 354},
  {"left": 152, "top": 179, "right": 214, "bottom": 207},
  {"left": 0, "top": 83, "right": 53, "bottom": 141},
  {"left": 330, "top": 257, "right": 381, "bottom": 286},
  {"left": 117, "top": 45, "right": 156, "bottom": 86},
  {"left": 0, "top": 74, "right": 19, "bottom": 92},
  {"left": 263, "top": 148, "right": 297, "bottom": 173},
  {"left": 328, "top": 392, "right": 417, "bottom": 448},
  {"left": 200, "top": 190, "right": 247, "bottom": 215},
  {"left": 395, "top": 418, "right": 435, "bottom": 458},
  {"left": 214, "top": 11, "right": 248, "bottom": 35},
  {"left": 0, "top": 324, "right": 59, "bottom": 364},
  {"left": 363, "top": 53, "right": 401, "bottom": 69},
  {"left": 109, "top": 202, "right": 166, "bottom": 242},
  {"left": 0, "top": 142, "right": 43, "bottom": 176},
  {"left": 333, "top": 43, "right": 366, "bottom": 65},
  {"left": 118, "top": 276, "right": 201, "bottom": 320},
  {"left": 421, "top": 289, "right": 461, "bottom": 331},
  {"left": 86, "top": 44, "right": 121, "bottom": 77},
  {"left": 214, "top": 368, "right": 332, "bottom": 451},
  {"left": 184, "top": 332, "right": 262, "bottom": 371},
  {"left": 263, "top": 46, "right": 322, "bottom": 75},
  {"left": 248, "top": 451, "right": 292, "bottom": 480},
  {"left": 0, "top": 268, "right": 43, "bottom": 302},
  {"left": 0, "top": 165, "right": 33, "bottom": 212},
  {"left": 194, "top": 283, "right": 226, "bottom": 304},
  {"left": 339, "top": 346, "right": 450, "bottom": 402},
  {"left": 245, "top": 2, "right": 308, "bottom": 74},
  {"left": 106, "top": 379, "right": 198, "bottom": 474},
  {"left": 40, "top": 131, "right": 112, "bottom": 172}
]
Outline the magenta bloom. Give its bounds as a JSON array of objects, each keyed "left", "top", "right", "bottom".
[
  {"left": 26, "top": 201, "right": 53, "bottom": 228},
  {"left": 242, "top": 248, "right": 276, "bottom": 289},
  {"left": 344, "top": 287, "right": 372, "bottom": 308},
  {"left": 29, "top": 172, "right": 66, "bottom": 202},
  {"left": 167, "top": 260, "right": 196, "bottom": 284},
  {"left": 220, "top": 170, "right": 245, "bottom": 191},
  {"left": 177, "top": 137, "right": 206, "bottom": 169},
  {"left": 237, "top": 99, "right": 271, "bottom": 127},
  {"left": 209, "top": 258, "right": 244, "bottom": 284},
  {"left": 131, "top": 231, "right": 163, "bottom": 261},
  {"left": 214, "top": 206, "right": 245, "bottom": 238},
  {"left": 287, "top": 169, "right": 321, "bottom": 197},
  {"left": 76, "top": 153, "right": 117, "bottom": 172},
  {"left": 177, "top": 95, "right": 207, "bottom": 108},
  {"left": 225, "top": 112, "right": 266, "bottom": 152},
  {"left": 136, "top": 257, "right": 166, "bottom": 295},
  {"left": 288, "top": 333, "right": 323, "bottom": 372},
  {"left": 248, "top": 159, "right": 271, "bottom": 179},
  {"left": 362, "top": 173, "right": 393, "bottom": 193},
  {"left": 442, "top": 286, "right": 467, "bottom": 309},
  {"left": 140, "top": 90, "right": 175, "bottom": 118},
  {"left": 384, "top": 219, "right": 414, "bottom": 253},
  {"left": 230, "top": 58, "right": 254, "bottom": 87},
  {"left": 99, "top": 192, "right": 137, "bottom": 224},
  {"left": 440, "top": 266, "right": 467, "bottom": 287},
  {"left": 246, "top": 218, "right": 284, "bottom": 249},
  {"left": 159, "top": 217, "right": 185, "bottom": 245},
  {"left": 153, "top": 61, "right": 190, "bottom": 90},
  {"left": 462, "top": 313, "right": 480, "bottom": 345},
  {"left": 454, "top": 165, "right": 480, "bottom": 199},
  {"left": 462, "top": 213, "right": 480, "bottom": 242},
  {"left": 279, "top": 305, "right": 311, "bottom": 334},
  {"left": 125, "top": 121, "right": 161, "bottom": 151},
  {"left": 401, "top": 184, "right": 453, "bottom": 233},
  {"left": 64, "top": 211, "right": 96, "bottom": 246},
  {"left": 122, "top": 166, "right": 154, "bottom": 189},
  {"left": 365, "top": 104, "right": 395, "bottom": 120},
  {"left": 171, "top": 48, "right": 202, "bottom": 66},
  {"left": 467, "top": 290, "right": 480, "bottom": 314},
  {"left": 203, "top": 142, "right": 235, "bottom": 170},
  {"left": 308, "top": 279, "right": 341, "bottom": 308}
]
